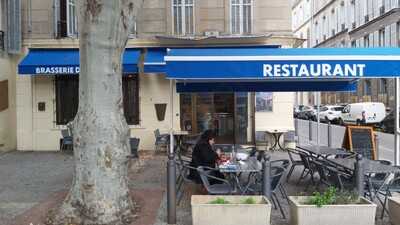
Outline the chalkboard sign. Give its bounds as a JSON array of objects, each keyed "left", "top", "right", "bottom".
[{"left": 346, "top": 126, "right": 376, "bottom": 160}]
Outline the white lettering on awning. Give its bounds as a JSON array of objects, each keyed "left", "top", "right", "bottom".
[
  {"left": 34, "top": 66, "right": 80, "bottom": 74},
  {"left": 263, "top": 63, "right": 366, "bottom": 77}
]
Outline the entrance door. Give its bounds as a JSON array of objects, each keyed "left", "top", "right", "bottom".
[
  {"left": 180, "top": 93, "right": 235, "bottom": 144},
  {"left": 234, "top": 92, "right": 253, "bottom": 145}
]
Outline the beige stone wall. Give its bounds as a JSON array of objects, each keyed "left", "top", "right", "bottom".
[
  {"left": 0, "top": 54, "right": 17, "bottom": 152},
  {"left": 23, "top": 0, "right": 292, "bottom": 39},
  {"left": 21, "top": 0, "right": 55, "bottom": 39},
  {"left": 255, "top": 92, "right": 295, "bottom": 132},
  {"left": 15, "top": 63, "right": 181, "bottom": 151}
]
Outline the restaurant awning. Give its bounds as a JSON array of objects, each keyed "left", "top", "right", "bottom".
[
  {"left": 176, "top": 79, "right": 358, "bottom": 93},
  {"left": 144, "top": 48, "right": 167, "bottom": 73},
  {"left": 165, "top": 47, "right": 400, "bottom": 80},
  {"left": 18, "top": 48, "right": 141, "bottom": 75}
]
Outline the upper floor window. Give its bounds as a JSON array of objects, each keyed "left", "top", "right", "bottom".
[
  {"left": 172, "top": 0, "right": 194, "bottom": 36},
  {"left": 379, "top": 28, "right": 385, "bottom": 47},
  {"left": 67, "top": 0, "right": 78, "bottom": 37},
  {"left": 57, "top": 0, "right": 78, "bottom": 38},
  {"left": 231, "top": 0, "right": 252, "bottom": 35}
]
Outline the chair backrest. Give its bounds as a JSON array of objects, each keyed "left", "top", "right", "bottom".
[
  {"left": 197, "top": 167, "right": 212, "bottom": 192},
  {"left": 271, "top": 159, "right": 290, "bottom": 170},
  {"left": 286, "top": 148, "right": 300, "bottom": 163},
  {"left": 61, "top": 129, "right": 70, "bottom": 138},
  {"left": 298, "top": 151, "right": 312, "bottom": 170},
  {"left": 129, "top": 138, "right": 140, "bottom": 157},
  {"left": 154, "top": 129, "right": 161, "bottom": 138},
  {"left": 271, "top": 166, "right": 285, "bottom": 191},
  {"left": 312, "top": 160, "right": 328, "bottom": 183}
]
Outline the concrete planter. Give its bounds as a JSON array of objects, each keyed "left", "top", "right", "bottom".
[
  {"left": 289, "top": 196, "right": 376, "bottom": 225},
  {"left": 389, "top": 197, "right": 400, "bottom": 225},
  {"left": 191, "top": 195, "right": 271, "bottom": 225}
]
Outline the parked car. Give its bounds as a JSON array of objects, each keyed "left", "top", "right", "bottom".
[
  {"left": 378, "top": 110, "right": 398, "bottom": 134},
  {"left": 296, "top": 105, "right": 316, "bottom": 120},
  {"left": 294, "top": 105, "right": 305, "bottom": 118},
  {"left": 318, "top": 105, "right": 345, "bottom": 124},
  {"left": 339, "top": 102, "right": 386, "bottom": 125}
]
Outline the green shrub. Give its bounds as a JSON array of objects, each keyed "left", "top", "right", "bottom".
[
  {"left": 241, "top": 197, "right": 256, "bottom": 204},
  {"left": 209, "top": 197, "right": 230, "bottom": 204},
  {"left": 307, "top": 187, "right": 360, "bottom": 207}
]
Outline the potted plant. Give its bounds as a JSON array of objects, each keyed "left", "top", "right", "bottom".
[
  {"left": 389, "top": 197, "right": 400, "bottom": 225},
  {"left": 289, "top": 187, "right": 377, "bottom": 225},
  {"left": 191, "top": 195, "right": 271, "bottom": 225}
]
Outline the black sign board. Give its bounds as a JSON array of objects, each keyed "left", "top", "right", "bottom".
[{"left": 346, "top": 126, "right": 376, "bottom": 160}]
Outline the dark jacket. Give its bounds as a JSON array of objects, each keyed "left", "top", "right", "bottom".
[{"left": 188, "top": 141, "right": 219, "bottom": 183}]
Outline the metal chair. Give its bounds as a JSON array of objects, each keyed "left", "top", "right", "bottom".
[
  {"left": 297, "top": 150, "right": 316, "bottom": 186},
  {"left": 379, "top": 172, "right": 400, "bottom": 219},
  {"left": 197, "top": 166, "right": 236, "bottom": 195},
  {"left": 270, "top": 166, "right": 287, "bottom": 219},
  {"left": 286, "top": 148, "right": 304, "bottom": 181},
  {"left": 176, "top": 160, "right": 198, "bottom": 205},
  {"left": 129, "top": 138, "right": 140, "bottom": 158},
  {"left": 271, "top": 159, "right": 290, "bottom": 203},
  {"left": 60, "top": 129, "right": 73, "bottom": 151},
  {"left": 154, "top": 129, "right": 169, "bottom": 152}
]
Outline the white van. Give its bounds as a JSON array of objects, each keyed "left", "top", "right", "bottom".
[{"left": 339, "top": 102, "right": 386, "bottom": 125}]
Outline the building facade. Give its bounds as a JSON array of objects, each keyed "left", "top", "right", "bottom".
[
  {"left": 292, "top": 0, "right": 400, "bottom": 110},
  {"left": 0, "top": 0, "right": 21, "bottom": 152},
  {"left": 14, "top": 0, "right": 297, "bottom": 151}
]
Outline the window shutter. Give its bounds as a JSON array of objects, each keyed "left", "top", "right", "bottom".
[
  {"left": 57, "top": 0, "right": 67, "bottom": 38},
  {"left": 6, "top": 0, "right": 21, "bottom": 54}
]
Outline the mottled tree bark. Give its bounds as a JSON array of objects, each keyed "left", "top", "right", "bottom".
[{"left": 53, "top": 1, "right": 143, "bottom": 225}]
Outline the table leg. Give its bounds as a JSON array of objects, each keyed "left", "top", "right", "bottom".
[
  {"left": 277, "top": 133, "right": 285, "bottom": 151},
  {"left": 270, "top": 133, "right": 278, "bottom": 151}
]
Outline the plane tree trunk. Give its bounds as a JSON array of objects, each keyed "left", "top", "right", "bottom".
[{"left": 52, "top": 1, "right": 142, "bottom": 225}]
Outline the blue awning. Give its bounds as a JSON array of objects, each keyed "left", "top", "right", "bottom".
[
  {"left": 18, "top": 48, "right": 141, "bottom": 75},
  {"left": 176, "top": 79, "right": 358, "bottom": 93},
  {"left": 165, "top": 47, "right": 400, "bottom": 79},
  {"left": 144, "top": 48, "right": 167, "bottom": 73}
]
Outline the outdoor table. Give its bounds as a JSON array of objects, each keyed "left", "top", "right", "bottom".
[
  {"left": 328, "top": 158, "right": 400, "bottom": 174},
  {"left": 329, "top": 157, "right": 400, "bottom": 202},
  {"left": 218, "top": 157, "right": 262, "bottom": 194},
  {"left": 298, "top": 145, "right": 348, "bottom": 158},
  {"left": 172, "top": 130, "right": 189, "bottom": 153},
  {"left": 258, "top": 128, "right": 290, "bottom": 151}
]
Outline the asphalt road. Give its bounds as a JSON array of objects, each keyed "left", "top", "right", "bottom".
[{"left": 295, "top": 119, "right": 396, "bottom": 162}]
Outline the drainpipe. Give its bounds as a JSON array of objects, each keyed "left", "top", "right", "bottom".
[{"left": 395, "top": 78, "right": 400, "bottom": 165}]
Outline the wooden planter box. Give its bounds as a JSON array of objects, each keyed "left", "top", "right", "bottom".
[
  {"left": 289, "top": 196, "right": 376, "bottom": 225},
  {"left": 389, "top": 197, "right": 400, "bottom": 225},
  {"left": 191, "top": 195, "right": 271, "bottom": 225}
]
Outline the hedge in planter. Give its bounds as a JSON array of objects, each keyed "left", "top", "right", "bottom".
[
  {"left": 289, "top": 187, "right": 377, "bottom": 225},
  {"left": 191, "top": 195, "right": 271, "bottom": 225}
]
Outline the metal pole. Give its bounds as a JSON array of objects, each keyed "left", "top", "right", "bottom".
[
  {"left": 309, "top": 119, "right": 312, "bottom": 142},
  {"left": 167, "top": 80, "right": 176, "bottom": 225},
  {"left": 327, "top": 123, "right": 332, "bottom": 147},
  {"left": 395, "top": 78, "right": 400, "bottom": 166},
  {"left": 262, "top": 154, "right": 272, "bottom": 199},
  {"left": 355, "top": 154, "right": 364, "bottom": 196},
  {"left": 316, "top": 92, "right": 321, "bottom": 147}
]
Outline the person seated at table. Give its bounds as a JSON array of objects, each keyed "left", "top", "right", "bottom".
[{"left": 188, "top": 129, "right": 224, "bottom": 184}]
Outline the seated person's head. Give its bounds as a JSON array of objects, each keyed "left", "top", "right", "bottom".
[{"left": 200, "top": 129, "right": 216, "bottom": 146}]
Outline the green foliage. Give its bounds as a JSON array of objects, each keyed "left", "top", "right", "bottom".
[
  {"left": 241, "top": 197, "right": 256, "bottom": 204},
  {"left": 307, "top": 187, "right": 360, "bottom": 207},
  {"left": 209, "top": 197, "right": 230, "bottom": 204},
  {"left": 335, "top": 190, "right": 360, "bottom": 205},
  {"left": 308, "top": 187, "right": 337, "bottom": 207}
]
